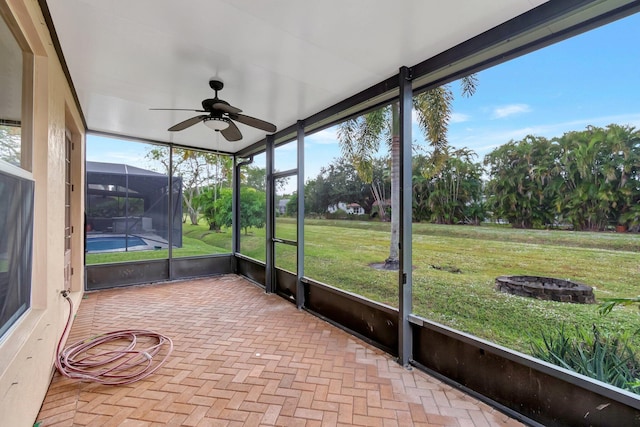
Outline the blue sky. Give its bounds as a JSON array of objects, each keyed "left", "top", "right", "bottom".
[
  {"left": 443, "top": 12, "right": 640, "bottom": 160},
  {"left": 88, "top": 12, "right": 640, "bottom": 194}
]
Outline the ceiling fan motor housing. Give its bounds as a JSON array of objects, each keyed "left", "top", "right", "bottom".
[{"left": 202, "top": 98, "right": 229, "bottom": 114}]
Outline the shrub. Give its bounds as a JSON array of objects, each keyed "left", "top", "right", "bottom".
[{"left": 530, "top": 324, "right": 640, "bottom": 394}]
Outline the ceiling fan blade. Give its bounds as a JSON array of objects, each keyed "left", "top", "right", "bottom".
[
  {"left": 168, "top": 115, "right": 208, "bottom": 131},
  {"left": 151, "top": 108, "right": 207, "bottom": 112},
  {"left": 213, "top": 103, "right": 242, "bottom": 114},
  {"left": 230, "top": 113, "right": 277, "bottom": 132},
  {"left": 221, "top": 120, "right": 242, "bottom": 141}
]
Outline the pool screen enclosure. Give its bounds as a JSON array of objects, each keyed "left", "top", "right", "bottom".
[{"left": 85, "top": 161, "right": 182, "bottom": 251}]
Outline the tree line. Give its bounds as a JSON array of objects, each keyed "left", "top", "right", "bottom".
[
  {"left": 297, "top": 124, "right": 639, "bottom": 231},
  {"left": 485, "top": 124, "right": 639, "bottom": 231},
  {"left": 147, "top": 123, "right": 638, "bottom": 232}
]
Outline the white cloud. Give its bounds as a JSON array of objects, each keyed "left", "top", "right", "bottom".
[
  {"left": 305, "top": 128, "right": 338, "bottom": 145},
  {"left": 492, "top": 104, "right": 532, "bottom": 119},
  {"left": 558, "top": 112, "right": 640, "bottom": 130},
  {"left": 448, "top": 111, "right": 640, "bottom": 159},
  {"left": 500, "top": 112, "right": 640, "bottom": 140},
  {"left": 450, "top": 112, "right": 471, "bottom": 123}
]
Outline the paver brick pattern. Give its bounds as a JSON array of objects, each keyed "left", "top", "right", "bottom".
[{"left": 37, "top": 275, "right": 523, "bottom": 426}]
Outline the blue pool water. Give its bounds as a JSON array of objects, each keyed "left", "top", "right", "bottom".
[{"left": 86, "top": 236, "right": 147, "bottom": 252}]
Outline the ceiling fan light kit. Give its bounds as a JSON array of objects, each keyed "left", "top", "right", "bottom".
[
  {"left": 151, "top": 79, "right": 276, "bottom": 142},
  {"left": 204, "top": 117, "right": 230, "bottom": 131}
]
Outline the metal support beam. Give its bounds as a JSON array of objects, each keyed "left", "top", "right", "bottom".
[
  {"left": 265, "top": 135, "right": 275, "bottom": 293},
  {"left": 233, "top": 155, "right": 255, "bottom": 258},
  {"left": 168, "top": 146, "right": 174, "bottom": 279},
  {"left": 232, "top": 155, "right": 240, "bottom": 255},
  {"left": 296, "top": 120, "right": 305, "bottom": 309},
  {"left": 398, "top": 66, "right": 413, "bottom": 366}
]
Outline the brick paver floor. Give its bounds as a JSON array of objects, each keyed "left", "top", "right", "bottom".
[{"left": 37, "top": 275, "right": 524, "bottom": 426}]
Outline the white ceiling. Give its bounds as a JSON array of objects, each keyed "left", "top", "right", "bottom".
[{"left": 45, "top": 0, "right": 553, "bottom": 153}]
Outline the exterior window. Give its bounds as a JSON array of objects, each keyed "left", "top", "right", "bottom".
[
  {"left": 0, "top": 166, "right": 34, "bottom": 337},
  {"left": 0, "top": 14, "right": 23, "bottom": 168},
  {"left": 0, "top": 10, "right": 32, "bottom": 338}
]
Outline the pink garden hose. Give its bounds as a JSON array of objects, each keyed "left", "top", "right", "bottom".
[{"left": 55, "top": 292, "right": 173, "bottom": 385}]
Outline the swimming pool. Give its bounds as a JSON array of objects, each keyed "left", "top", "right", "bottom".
[{"left": 86, "top": 236, "right": 148, "bottom": 252}]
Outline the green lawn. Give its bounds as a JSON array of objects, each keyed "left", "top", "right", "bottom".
[{"left": 86, "top": 218, "right": 640, "bottom": 355}]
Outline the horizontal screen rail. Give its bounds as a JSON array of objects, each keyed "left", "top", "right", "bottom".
[{"left": 273, "top": 237, "right": 297, "bottom": 246}]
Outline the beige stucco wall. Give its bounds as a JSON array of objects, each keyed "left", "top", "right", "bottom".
[{"left": 0, "top": 1, "right": 85, "bottom": 426}]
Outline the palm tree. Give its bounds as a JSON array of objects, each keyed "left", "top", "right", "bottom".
[
  {"left": 426, "top": 147, "right": 483, "bottom": 225},
  {"left": 484, "top": 135, "right": 560, "bottom": 229},
  {"left": 337, "top": 76, "right": 477, "bottom": 267},
  {"left": 605, "top": 124, "right": 640, "bottom": 229}
]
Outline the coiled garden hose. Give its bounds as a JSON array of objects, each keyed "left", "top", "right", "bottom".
[{"left": 55, "top": 291, "right": 173, "bottom": 385}]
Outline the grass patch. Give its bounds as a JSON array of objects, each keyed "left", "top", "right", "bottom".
[{"left": 296, "top": 218, "right": 640, "bottom": 252}]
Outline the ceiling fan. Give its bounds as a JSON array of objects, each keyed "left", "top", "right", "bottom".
[{"left": 151, "top": 79, "right": 276, "bottom": 141}]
